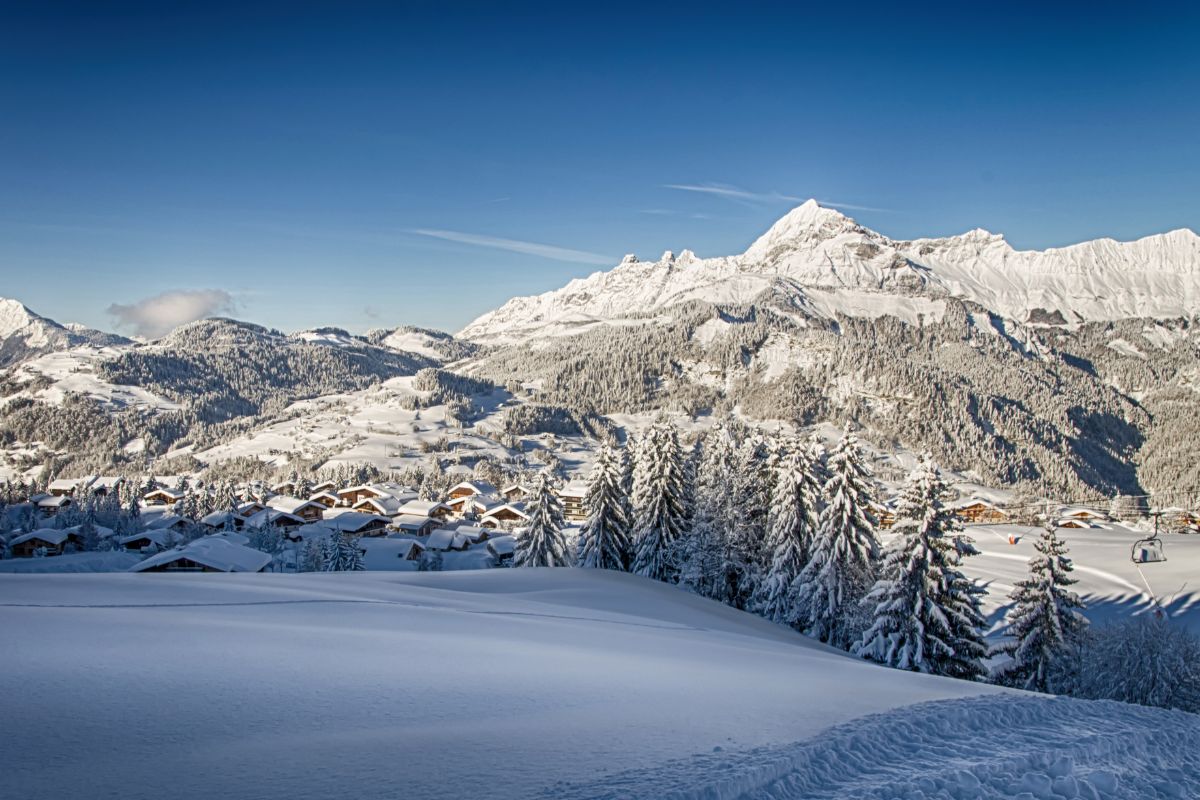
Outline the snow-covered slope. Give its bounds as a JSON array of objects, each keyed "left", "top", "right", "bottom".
[
  {"left": 458, "top": 201, "right": 1200, "bottom": 342},
  {"left": 2, "top": 570, "right": 1195, "bottom": 800},
  {"left": 0, "top": 297, "right": 129, "bottom": 367}
]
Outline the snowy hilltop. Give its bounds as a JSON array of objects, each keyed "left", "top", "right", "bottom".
[
  {"left": 0, "top": 297, "right": 129, "bottom": 368},
  {"left": 458, "top": 200, "right": 1200, "bottom": 343}
]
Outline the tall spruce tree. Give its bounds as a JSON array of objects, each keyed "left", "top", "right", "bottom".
[
  {"left": 795, "top": 425, "right": 880, "bottom": 649},
  {"left": 631, "top": 419, "right": 690, "bottom": 582},
  {"left": 514, "top": 471, "right": 571, "bottom": 567},
  {"left": 993, "top": 524, "right": 1087, "bottom": 691},
  {"left": 723, "top": 432, "right": 773, "bottom": 608},
  {"left": 576, "top": 440, "right": 631, "bottom": 570},
  {"left": 760, "top": 437, "right": 821, "bottom": 624},
  {"left": 855, "top": 454, "right": 988, "bottom": 680}
]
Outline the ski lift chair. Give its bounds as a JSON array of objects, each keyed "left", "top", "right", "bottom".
[{"left": 1132, "top": 534, "right": 1166, "bottom": 564}]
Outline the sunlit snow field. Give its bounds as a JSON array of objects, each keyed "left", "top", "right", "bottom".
[{"left": 2, "top": 567, "right": 1198, "bottom": 799}]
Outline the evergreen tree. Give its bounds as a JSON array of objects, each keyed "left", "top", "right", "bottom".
[
  {"left": 514, "top": 471, "right": 570, "bottom": 567},
  {"left": 992, "top": 524, "right": 1087, "bottom": 692},
  {"left": 795, "top": 425, "right": 880, "bottom": 648},
  {"left": 301, "top": 537, "right": 326, "bottom": 572},
  {"left": 576, "top": 440, "right": 631, "bottom": 570},
  {"left": 630, "top": 420, "right": 690, "bottom": 581},
  {"left": 759, "top": 437, "right": 821, "bottom": 624},
  {"left": 855, "top": 454, "right": 989, "bottom": 680}
]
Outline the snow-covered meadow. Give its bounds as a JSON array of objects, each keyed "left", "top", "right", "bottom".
[{"left": 2, "top": 569, "right": 1197, "bottom": 800}]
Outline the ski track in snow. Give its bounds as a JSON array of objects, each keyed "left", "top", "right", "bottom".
[{"left": 542, "top": 694, "right": 1200, "bottom": 800}]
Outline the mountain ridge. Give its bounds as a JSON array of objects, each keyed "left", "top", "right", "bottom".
[{"left": 458, "top": 201, "right": 1200, "bottom": 343}]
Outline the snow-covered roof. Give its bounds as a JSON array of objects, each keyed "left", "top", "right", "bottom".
[
  {"left": 244, "top": 509, "right": 304, "bottom": 528},
  {"left": 48, "top": 477, "right": 95, "bottom": 492},
  {"left": 951, "top": 498, "right": 1003, "bottom": 510},
  {"left": 130, "top": 537, "right": 272, "bottom": 573},
  {"left": 447, "top": 493, "right": 498, "bottom": 512},
  {"left": 91, "top": 476, "right": 125, "bottom": 490},
  {"left": 481, "top": 502, "right": 530, "bottom": 521},
  {"left": 119, "top": 529, "right": 176, "bottom": 548},
  {"left": 397, "top": 500, "right": 450, "bottom": 517},
  {"left": 205, "top": 531, "right": 250, "bottom": 546},
  {"left": 9, "top": 528, "right": 76, "bottom": 547},
  {"left": 308, "top": 490, "right": 342, "bottom": 504},
  {"left": 317, "top": 512, "right": 390, "bottom": 534},
  {"left": 36, "top": 495, "right": 72, "bottom": 508},
  {"left": 201, "top": 509, "right": 237, "bottom": 527},
  {"left": 455, "top": 525, "right": 490, "bottom": 543},
  {"left": 353, "top": 495, "right": 405, "bottom": 516},
  {"left": 486, "top": 535, "right": 516, "bottom": 556},
  {"left": 146, "top": 515, "right": 194, "bottom": 530},
  {"left": 448, "top": 480, "right": 498, "bottom": 497},
  {"left": 144, "top": 487, "right": 185, "bottom": 500},
  {"left": 426, "top": 528, "right": 460, "bottom": 550},
  {"left": 64, "top": 523, "right": 116, "bottom": 539},
  {"left": 500, "top": 483, "right": 529, "bottom": 496},
  {"left": 266, "top": 495, "right": 324, "bottom": 515},
  {"left": 394, "top": 514, "right": 435, "bottom": 530},
  {"left": 556, "top": 483, "right": 588, "bottom": 499}
]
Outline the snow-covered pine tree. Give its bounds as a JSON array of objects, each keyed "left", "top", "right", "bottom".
[
  {"left": 514, "top": 471, "right": 571, "bottom": 567},
  {"left": 675, "top": 421, "right": 740, "bottom": 602},
  {"left": 794, "top": 424, "right": 880, "bottom": 648},
  {"left": 341, "top": 534, "right": 365, "bottom": 571},
  {"left": 576, "top": 440, "right": 631, "bottom": 570},
  {"left": 630, "top": 419, "right": 690, "bottom": 582},
  {"left": 992, "top": 524, "right": 1087, "bottom": 692},
  {"left": 301, "top": 537, "right": 326, "bottom": 572},
  {"left": 720, "top": 431, "right": 774, "bottom": 608},
  {"left": 760, "top": 436, "right": 821, "bottom": 624},
  {"left": 855, "top": 454, "right": 989, "bottom": 680}
]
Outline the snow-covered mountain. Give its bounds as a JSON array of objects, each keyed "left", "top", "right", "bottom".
[
  {"left": 459, "top": 201, "right": 1200, "bottom": 342},
  {"left": 0, "top": 297, "right": 130, "bottom": 368}
]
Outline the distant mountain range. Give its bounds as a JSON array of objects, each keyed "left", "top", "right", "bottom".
[
  {"left": 460, "top": 200, "right": 1200, "bottom": 342},
  {"left": 1, "top": 202, "right": 1197, "bottom": 499}
]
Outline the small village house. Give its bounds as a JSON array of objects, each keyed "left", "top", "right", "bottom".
[
  {"left": 556, "top": 483, "right": 588, "bottom": 522},
  {"left": 9, "top": 529, "right": 82, "bottom": 557},
  {"left": 130, "top": 537, "right": 273, "bottom": 573}
]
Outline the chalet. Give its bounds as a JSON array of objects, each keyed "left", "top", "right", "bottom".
[
  {"left": 236, "top": 501, "right": 267, "bottom": 518},
  {"left": 1056, "top": 518, "right": 1092, "bottom": 529},
  {"left": 310, "top": 480, "right": 337, "bottom": 496},
  {"left": 868, "top": 501, "right": 896, "bottom": 530},
  {"left": 270, "top": 479, "right": 299, "bottom": 496},
  {"left": 337, "top": 483, "right": 415, "bottom": 507},
  {"left": 265, "top": 495, "right": 327, "bottom": 522},
  {"left": 36, "top": 495, "right": 72, "bottom": 517},
  {"left": 319, "top": 511, "right": 392, "bottom": 537},
  {"left": 486, "top": 535, "right": 517, "bottom": 562},
  {"left": 500, "top": 483, "right": 529, "bottom": 503},
  {"left": 48, "top": 476, "right": 96, "bottom": 497},
  {"left": 146, "top": 515, "right": 196, "bottom": 533},
  {"left": 119, "top": 530, "right": 179, "bottom": 552},
  {"left": 130, "top": 537, "right": 272, "bottom": 574},
  {"left": 455, "top": 525, "right": 491, "bottom": 544},
  {"left": 556, "top": 483, "right": 588, "bottom": 522},
  {"left": 392, "top": 537, "right": 426, "bottom": 561},
  {"left": 143, "top": 488, "right": 185, "bottom": 507},
  {"left": 479, "top": 502, "right": 530, "bottom": 529},
  {"left": 308, "top": 491, "right": 342, "bottom": 509},
  {"left": 9, "top": 529, "right": 82, "bottom": 557},
  {"left": 426, "top": 528, "right": 472, "bottom": 552},
  {"left": 952, "top": 500, "right": 1009, "bottom": 525},
  {"left": 201, "top": 510, "right": 245, "bottom": 531},
  {"left": 447, "top": 480, "right": 498, "bottom": 500},
  {"left": 1061, "top": 507, "right": 1109, "bottom": 523},
  {"left": 90, "top": 476, "right": 125, "bottom": 497},
  {"left": 446, "top": 493, "right": 498, "bottom": 518},
  {"left": 353, "top": 495, "right": 406, "bottom": 518},
  {"left": 205, "top": 530, "right": 251, "bottom": 546},
  {"left": 396, "top": 500, "right": 452, "bottom": 521},
  {"left": 244, "top": 509, "right": 306, "bottom": 531},
  {"left": 393, "top": 514, "right": 439, "bottom": 538}
]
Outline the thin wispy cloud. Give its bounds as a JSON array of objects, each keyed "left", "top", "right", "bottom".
[
  {"left": 664, "top": 182, "right": 893, "bottom": 213},
  {"left": 410, "top": 229, "right": 613, "bottom": 265},
  {"left": 108, "top": 289, "right": 236, "bottom": 339}
]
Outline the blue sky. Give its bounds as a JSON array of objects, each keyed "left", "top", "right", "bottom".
[{"left": 2, "top": 1, "right": 1198, "bottom": 336}]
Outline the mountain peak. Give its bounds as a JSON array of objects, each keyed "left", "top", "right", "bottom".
[{"left": 743, "top": 200, "right": 859, "bottom": 260}]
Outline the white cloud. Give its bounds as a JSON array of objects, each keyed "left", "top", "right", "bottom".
[
  {"left": 410, "top": 229, "right": 614, "bottom": 265},
  {"left": 107, "top": 289, "right": 236, "bottom": 339}
]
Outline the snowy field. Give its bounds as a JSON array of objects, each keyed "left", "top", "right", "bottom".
[
  {"left": 2, "top": 569, "right": 1197, "bottom": 799},
  {"left": 966, "top": 524, "right": 1200, "bottom": 633}
]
